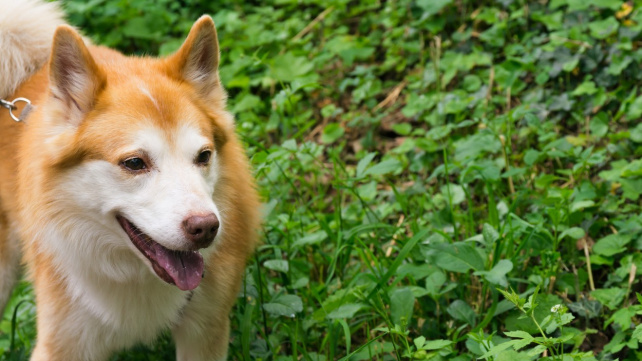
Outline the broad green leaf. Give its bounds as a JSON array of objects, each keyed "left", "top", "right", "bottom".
[
  {"left": 326, "top": 303, "right": 366, "bottom": 319},
  {"left": 591, "top": 288, "right": 626, "bottom": 310},
  {"left": 532, "top": 11, "right": 563, "bottom": 30},
  {"left": 356, "top": 181, "right": 377, "bottom": 201},
  {"left": 433, "top": 242, "right": 485, "bottom": 273},
  {"left": 588, "top": 17, "right": 619, "bottom": 39},
  {"left": 364, "top": 159, "right": 402, "bottom": 176},
  {"left": 608, "top": 54, "right": 632, "bottom": 76},
  {"left": 570, "top": 200, "right": 595, "bottom": 213},
  {"left": 631, "top": 123, "right": 642, "bottom": 143},
  {"left": 475, "top": 259, "right": 513, "bottom": 287},
  {"left": 606, "top": 307, "right": 636, "bottom": 329},
  {"left": 425, "top": 270, "right": 447, "bottom": 295},
  {"left": 396, "top": 263, "right": 434, "bottom": 280},
  {"left": 407, "top": 286, "right": 431, "bottom": 298},
  {"left": 495, "top": 349, "right": 533, "bottom": 361},
  {"left": 422, "top": 339, "right": 453, "bottom": 350},
  {"left": 447, "top": 299, "right": 476, "bottom": 326},
  {"left": 565, "top": 0, "right": 623, "bottom": 11},
  {"left": 338, "top": 47, "right": 375, "bottom": 66},
  {"left": 390, "top": 288, "right": 415, "bottom": 326},
  {"left": 504, "top": 330, "right": 534, "bottom": 340},
  {"left": 454, "top": 132, "right": 502, "bottom": 161},
  {"left": 590, "top": 114, "right": 609, "bottom": 137},
  {"left": 568, "top": 298, "right": 602, "bottom": 319},
  {"left": 232, "top": 93, "right": 261, "bottom": 113},
  {"left": 462, "top": 74, "right": 482, "bottom": 92},
  {"left": 505, "top": 294, "right": 563, "bottom": 334},
  {"left": 440, "top": 183, "right": 466, "bottom": 205},
  {"left": 593, "top": 234, "right": 631, "bottom": 257},
  {"left": 270, "top": 52, "right": 313, "bottom": 82},
  {"left": 543, "top": 312, "right": 574, "bottom": 334},
  {"left": 479, "top": 339, "right": 520, "bottom": 359},
  {"left": 416, "top": 0, "right": 453, "bottom": 17},
  {"left": 633, "top": 324, "right": 642, "bottom": 342},
  {"left": 263, "top": 260, "right": 289, "bottom": 273},
  {"left": 627, "top": 95, "right": 642, "bottom": 120},
  {"left": 293, "top": 231, "right": 328, "bottom": 248},
  {"left": 571, "top": 80, "right": 597, "bottom": 96},
  {"left": 321, "top": 123, "right": 345, "bottom": 144},
  {"left": 159, "top": 38, "right": 183, "bottom": 56},
  {"left": 482, "top": 223, "right": 499, "bottom": 244},
  {"left": 263, "top": 294, "right": 303, "bottom": 318},
  {"left": 603, "top": 329, "right": 628, "bottom": 353},
  {"left": 414, "top": 336, "right": 426, "bottom": 349},
  {"left": 589, "top": 0, "right": 623, "bottom": 9},
  {"left": 560, "top": 227, "right": 585, "bottom": 240},
  {"left": 523, "top": 149, "right": 541, "bottom": 166},
  {"left": 121, "top": 17, "right": 159, "bottom": 40},
  {"left": 392, "top": 123, "right": 412, "bottom": 136},
  {"left": 356, "top": 152, "right": 377, "bottom": 178}
]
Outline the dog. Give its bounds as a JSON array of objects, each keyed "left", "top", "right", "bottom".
[{"left": 0, "top": 0, "right": 260, "bottom": 360}]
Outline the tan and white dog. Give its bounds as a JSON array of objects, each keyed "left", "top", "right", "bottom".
[{"left": 0, "top": 1, "right": 260, "bottom": 360}]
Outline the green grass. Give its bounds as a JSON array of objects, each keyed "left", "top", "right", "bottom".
[{"left": 4, "top": 0, "right": 642, "bottom": 360}]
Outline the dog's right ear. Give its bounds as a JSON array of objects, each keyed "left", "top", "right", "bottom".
[
  {"left": 164, "top": 16, "right": 221, "bottom": 99},
  {"left": 49, "top": 26, "right": 105, "bottom": 126}
]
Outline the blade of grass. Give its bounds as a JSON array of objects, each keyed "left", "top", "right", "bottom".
[
  {"left": 366, "top": 228, "right": 430, "bottom": 299},
  {"left": 336, "top": 333, "right": 388, "bottom": 361}
]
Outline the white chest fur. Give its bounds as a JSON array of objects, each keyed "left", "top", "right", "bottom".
[{"left": 34, "top": 222, "right": 193, "bottom": 354}]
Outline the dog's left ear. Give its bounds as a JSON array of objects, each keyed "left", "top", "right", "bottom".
[{"left": 166, "top": 16, "right": 221, "bottom": 98}]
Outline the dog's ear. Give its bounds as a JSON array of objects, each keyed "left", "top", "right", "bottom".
[
  {"left": 166, "top": 16, "right": 221, "bottom": 98},
  {"left": 49, "top": 25, "right": 105, "bottom": 126}
]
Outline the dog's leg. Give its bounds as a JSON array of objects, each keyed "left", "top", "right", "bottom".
[{"left": 0, "top": 216, "right": 20, "bottom": 316}]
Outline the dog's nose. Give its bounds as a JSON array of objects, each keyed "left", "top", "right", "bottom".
[{"left": 182, "top": 213, "right": 219, "bottom": 248}]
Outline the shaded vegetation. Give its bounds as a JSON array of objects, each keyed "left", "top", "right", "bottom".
[{"left": 4, "top": 0, "right": 642, "bottom": 360}]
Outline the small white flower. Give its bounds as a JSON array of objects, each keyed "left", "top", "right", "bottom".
[{"left": 551, "top": 304, "right": 562, "bottom": 313}]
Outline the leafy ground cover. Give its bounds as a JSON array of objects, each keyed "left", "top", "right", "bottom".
[{"left": 3, "top": 0, "right": 642, "bottom": 360}]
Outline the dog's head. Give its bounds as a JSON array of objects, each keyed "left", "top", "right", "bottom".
[{"left": 41, "top": 17, "right": 232, "bottom": 290}]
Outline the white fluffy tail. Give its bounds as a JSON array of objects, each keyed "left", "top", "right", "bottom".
[{"left": 0, "top": 0, "right": 66, "bottom": 98}]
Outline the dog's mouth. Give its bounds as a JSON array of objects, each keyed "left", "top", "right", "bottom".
[{"left": 116, "top": 216, "right": 203, "bottom": 291}]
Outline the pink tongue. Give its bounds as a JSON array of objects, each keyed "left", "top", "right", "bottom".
[{"left": 152, "top": 243, "right": 204, "bottom": 291}]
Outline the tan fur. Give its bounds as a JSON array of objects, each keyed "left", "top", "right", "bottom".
[{"left": 0, "top": 9, "right": 259, "bottom": 361}]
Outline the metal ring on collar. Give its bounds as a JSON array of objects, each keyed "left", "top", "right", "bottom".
[
  {"left": 7, "top": 98, "right": 31, "bottom": 122},
  {"left": 0, "top": 99, "right": 15, "bottom": 111}
]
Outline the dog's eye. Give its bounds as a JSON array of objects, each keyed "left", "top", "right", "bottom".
[
  {"left": 196, "top": 150, "right": 212, "bottom": 165},
  {"left": 122, "top": 157, "right": 147, "bottom": 171}
]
